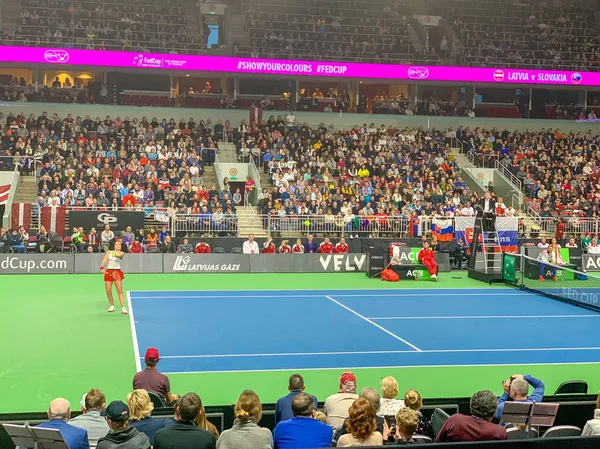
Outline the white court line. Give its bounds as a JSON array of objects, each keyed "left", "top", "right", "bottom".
[
  {"left": 155, "top": 346, "right": 600, "bottom": 359},
  {"left": 130, "top": 293, "right": 519, "bottom": 299},
  {"left": 127, "top": 291, "right": 142, "bottom": 372},
  {"left": 369, "top": 314, "right": 600, "bottom": 320},
  {"left": 163, "top": 361, "right": 600, "bottom": 375},
  {"left": 324, "top": 295, "right": 422, "bottom": 351}
]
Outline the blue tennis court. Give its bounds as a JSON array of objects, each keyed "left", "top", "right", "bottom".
[{"left": 127, "top": 288, "right": 600, "bottom": 374}]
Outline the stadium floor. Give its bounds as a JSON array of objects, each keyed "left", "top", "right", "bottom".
[{"left": 2, "top": 272, "right": 600, "bottom": 414}]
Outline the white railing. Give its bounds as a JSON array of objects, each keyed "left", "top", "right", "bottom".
[
  {"left": 261, "top": 214, "right": 409, "bottom": 237},
  {"left": 494, "top": 159, "right": 522, "bottom": 191},
  {"left": 1, "top": 163, "right": 21, "bottom": 224},
  {"left": 523, "top": 216, "right": 599, "bottom": 238},
  {"left": 172, "top": 213, "right": 239, "bottom": 236},
  {"left": 214, "top": 152, "right": 224, "bottom": 190}
]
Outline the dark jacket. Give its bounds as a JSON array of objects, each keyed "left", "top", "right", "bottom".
[
  {"left": 154, "top": 420, "right": 216, "bottom": 449},
  {"left": 96, "top": 426, "right": 151, "bottom": 449}
]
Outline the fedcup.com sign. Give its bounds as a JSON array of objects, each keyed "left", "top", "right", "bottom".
[{"left": 0, "top": 254, "right": 74, "bottom": 274}]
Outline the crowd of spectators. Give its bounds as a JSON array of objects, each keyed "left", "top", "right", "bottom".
[
  {"left": 237, "top": 0, "right": 416, "bottom": 64},
  {"left": 431, "top": 0, "right": 600, "bottom": 71},
  {"left": 31, "top": 354, "right": 600, "bottom": 449},
  {"left": 461, "top": 125, "right": 600, "bottom": 218},
  {"left": 5, "top": 0, "right": 206, "bottom": 54},
  {"left": 235, "top": 114, "right": 499, "bottom": 237}
]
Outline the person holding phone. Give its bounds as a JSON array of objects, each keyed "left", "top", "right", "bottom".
[{"left": 100, "top": 239, "right": 128, "bottom": 314}]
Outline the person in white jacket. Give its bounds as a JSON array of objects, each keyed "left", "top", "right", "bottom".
[
  {"left": 582, "top": 397, "right": 600, "bottom": 436},
  {"left": 243, "top": 234, "right": 260, "bottom": 254}
]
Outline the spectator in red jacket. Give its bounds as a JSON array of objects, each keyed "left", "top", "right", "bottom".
[
  {"left": 130, "top": 238, "right": 143, "bottom": 253},
  {"left": 279, "top": 239, "right": 292, "bottom": 253},
  {"left": 195, "top": 240, "right": 211, "bottom": 253},
  {"left": 319, "top": 237, "right": 334, "bottom": 254},
  {"left": 263, "top": 236, "right": 276, "bottom": 253},
  {"left": 335, "top": 237, "right": 349, "bottom": 253},
  {"left": 292, "top": 238, "right": 305, "bottom": 253}
]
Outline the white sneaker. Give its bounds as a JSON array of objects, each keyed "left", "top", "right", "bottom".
[
  {"left": 431, "top": 274, "right": 438, "bottom": 280},
  {"left": 121, "top": 308, "right": 129, "bottom": 315},
  {"left": 108, "top": 305, "right": 116, "bottom": 312}
]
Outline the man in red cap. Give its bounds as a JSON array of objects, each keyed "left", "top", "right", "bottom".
[
  {"left": 323, "top": 371, "right": 359, "bottom": 429},
  {"left": 132, "top": 348, "right": 179, "bottom": 405}
]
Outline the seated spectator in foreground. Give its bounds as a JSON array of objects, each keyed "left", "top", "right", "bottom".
[
  {"left": 69, "top": 389, "right": 110, "bottom": 447},
  {"left": 387, "top": 408, "right": 420, "bottom": 444},
  {"left": 324, "top": 371, "right": 359, "bottom": 429},
  {"left": 37, "top": 398, "right": 90, "bottom": 449},
  {"left": 154, "top": 392, "right": 217, "bottom": 449},
  {"left": 243, "top": 233, "right": 260, "bottom": 254},
  {"left": 378, "top": 376, "right": 405, "bottom": 417},
  {"left": 133, "top": 348, "right": 179, "bottom": 405},
  {"left": 97, "top": 401, "right": 151, "bottom": 449},
  {"left": 437, "top": 390, "right": 507, "bottom": 442},
  {"left": 217, "top": 390, "right": 272, "bottom": 449},
  {"left": 195, "top": 239, "right": 211, "bottom": 253},
  {"left": 101, "top": 224, "right": 114, "bottom": 252},
  {"left": 196, "top": 402, "right": 220, "bottom": 439},
  {"left": 319, "top": 237, "right": 334, "bottom": 254},
  {"left": 130, "top": 238, "right": 143, "bottom": 253},
  {"left": 337, "top": 398, "right": 383, "bottom": 447},
  {"left": 161, "top": 235, "right": 177, "bottom": 253},
  {"left": 335, "top": 237, "right": 349, "bottom": 253},
  {"left": 273, "top": 393, "right": 333, "bottom": 449},
  {"left": 275, "top": 374, "right": 318, "bottom": 424},
  {"left": 177, "top": 237, "right": 194, "bottom": 253},
  {"left": 403, "top": 390, "right": 433, "bottom": 439},
  {"left": 9, "top": 228, "right": 26, "bottom": 253},
  {"left": 127, "top": 389, "right": 172, "bottom": 445},
  {"left": 582, "top": 392, "right": 600, "bottom": 436},
  {"left": 333, "top": 387, "right": 387, "bottom": 444},
  {"left": 495, "top": 374, "right": 545, "bottom": 420}
]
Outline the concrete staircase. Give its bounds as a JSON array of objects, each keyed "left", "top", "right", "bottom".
[
  {"left": 218, "top": 142, "right": 238, "bottom": 163},
  {"left": 202, "top": 165, "right": 217, "bottom": 189},
  {"left": 14, "top": 176, "right": 38, "bottom": 204},
  {"left": 236, "top": 205, "right": 268, "bottom": 237},
  {"left": 407, "top": 23, "right": 425, "bottom": 54},
  {"left": 2, "top": 0, "right": 20, "bottom": 34},
  {"left": 230, "top": 13, "right": 247, "bottom": 47}
]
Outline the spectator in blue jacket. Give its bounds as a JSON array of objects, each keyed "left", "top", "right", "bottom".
[
  {"left": 37, "top": 398, "right": 90, "bottom": 449},
  {"left": 275, "top": 374, "right": 318, "bottom": 424},
  {"left": 495, "top": 374, "right": 545, "bottom": 420},
  {"left": 304, "top": 234, "right": 318, "bottom": 254},
  {"left": 273, "top": 393, "right": 332, "bottom": 449}
]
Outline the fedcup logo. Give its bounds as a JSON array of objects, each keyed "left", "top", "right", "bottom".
[
  {"left": 407, "top": 67, "right": 430, "bottom": 80},
  {"left": 493, "top": 70, "right": 505, "bottom": 81},
  {"left": 44, "top": 49, "right": 70, "bottom": 63},
  {"left": 572, "top": 73, "right": 582, "bottom": 84},
  {"left": 133, "top": 54, "right": 145, "bottom": 66},
  {"left": 132, "top": 54, "right": 162, "bottom": 68}
]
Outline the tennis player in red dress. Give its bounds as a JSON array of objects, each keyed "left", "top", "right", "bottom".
[{"left": 100, "top": 239, "right": 128, "bottom": 314}]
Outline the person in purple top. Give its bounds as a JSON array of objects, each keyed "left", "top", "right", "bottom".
[{"left": 304, "top": 234, "right": 318, "bottom": 254}]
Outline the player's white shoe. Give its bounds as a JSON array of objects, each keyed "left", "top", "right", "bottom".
[
  {"left": 121, "top": 307, "right": 129, "bottom": 315},
  {"left": 431, "top": 274, "right": 438, "bottom": 280},
  {"left": 108, "top": 305, "right": 116, "bottom": 312}
]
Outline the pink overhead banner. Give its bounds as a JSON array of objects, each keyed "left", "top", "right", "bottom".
[{"left": 0, "top": 46, "right": 595, "bottom": 86}]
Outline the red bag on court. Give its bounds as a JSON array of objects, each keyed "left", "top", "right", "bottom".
[{"left": 380, "top": 268, "right": 399, "bottom": 282}]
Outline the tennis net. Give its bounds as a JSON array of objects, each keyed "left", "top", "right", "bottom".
[{"left": 502, "top": 253, "right": 600, "bottom": 312}]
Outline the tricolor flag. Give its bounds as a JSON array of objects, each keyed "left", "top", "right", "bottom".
[
  {"left": 432, "top": 217, "right": 454, "bottom": 242},
  {"left": 11, "top": 203, "right": 32, "bottom": 230},
  {"left": 41, "top": 206, "right": 67, "bottom": 236},
  {"left": 0, "top": 184, "right": 9, "bottom": 205}
]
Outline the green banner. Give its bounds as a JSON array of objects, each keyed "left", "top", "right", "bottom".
[{"left": 503, "top": 254, "right": 517, "bottom": 283}]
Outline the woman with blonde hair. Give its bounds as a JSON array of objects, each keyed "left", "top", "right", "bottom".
[
  {"left": 582, "top": 392, "right": 600, "bottom": 435},
  {"left": 196, "top": 403, "right": 220, "bottom": 439},
  {"left": 390, "top": 408, "right": 420, "bottom": 443},
  {"left": 127, "top": 389, "right": 171, "bottom": 444},
  {"left": 403, "top": 390, "right": 433, "bottom": 439},
  {"left": 337, "top": 398, "right": 383, "bottom": 447},
  {"left": 217, "top": 390, "right": 272, "bottom": 449},
  {"left": 378, "top": 377, "right": 405, "bottom": 417}
]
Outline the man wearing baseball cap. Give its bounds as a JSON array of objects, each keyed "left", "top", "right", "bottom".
[
  {"left": 96, "top": 401, "right": 150, "bottom": 449},
  {"left": 323, "top": 371, "right": 359, "bottom": 429},
  {"left": 133, "top": 348, "right": 179, "bottom": 405}
]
